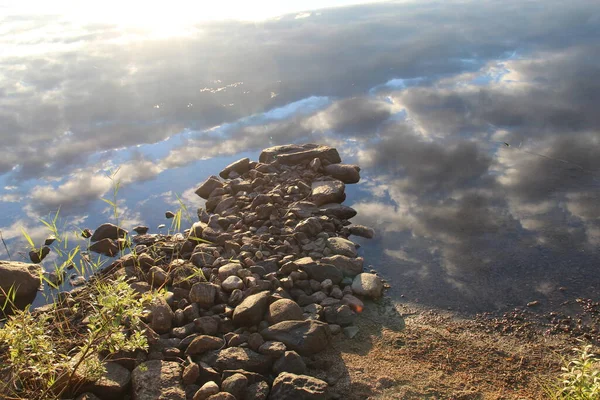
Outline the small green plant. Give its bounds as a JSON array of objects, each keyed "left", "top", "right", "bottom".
[
  {"left": 168, "top": 193, "right": 194, "bottom": 235},
  {"left": 101, "top": 168, "right": 122, "bottom": 226},
  {"left": 0, "top": 284, "right": 17, "bottom": 317},
  {"left": 547, "top": 342, "right": 600, "bottom": 399},
  {"left": 0, "top": 276, "right": 153, "bottom": 399},
  {"left": 0, "top": 229, "right": 11, "bottom": 260}
]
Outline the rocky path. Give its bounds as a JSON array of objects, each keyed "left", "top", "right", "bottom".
[{"left": 8, "top": 143, "right": 385, "bottom": 400}]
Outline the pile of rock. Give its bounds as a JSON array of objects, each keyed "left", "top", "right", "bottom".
[{"left": 77, "top": 144, "right": 384, "bottom": 400}]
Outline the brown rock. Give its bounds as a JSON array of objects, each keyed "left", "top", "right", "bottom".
[
  {"left": 195, "top": 176, "right": 223, "bottom": 200},
  {"left": 348, "top": 225, "right": 375, "bottom": 239},
  {"left": 310, "top": 180, "right": 345, "bottom": 207},
  {"left": 84, "top": 361, "right": 131, "bottom": 399},
  {"left": 89, "top": 238, "right": 119, "bottom": 257},
  {"left": 301, "top": 262, "right": 342, "bottom": 285},
  {"left": 131, "top": 360, "right": 185, "bottom": 400},
  {"left": 260, "top": 144, "right": 341, "bottom": 165},
  {"left": 190, "top": 282, "right": 218, "bottom": 308},
  {"left": 351, "top": 273, "right": 384, "bottom": 299},
  {"left": 90, "top": 223, "right": 128, "bottom": 242},
  {"left": 221, "top": 373, "right": 248, "bottom": 399},
  {"left": 232, "top": 290, "right": 270, "bottom": 327},
  {"left": 150, "top": 297, "right": 174, "bottom": 334},
  {"left": 273, "top": 351, "right": 307, "bottom": 375},
  {"left": 260, "top": 320, "right": 331, "bottom": 356},
  {"left": 193, "top": 381, "right": 219, "bottom": 400},
  {"left": 214, "top": 347, "right": 272, "bottom": 373},
  {"left": 185, "top": 335, "right": 225, "bottom": 356},
  {"left": 270, "top": 372, "right": 328, "bottom": 399},
  {"left": 320, "top": 255, "right": 363, "bottom": 277},
  {"left": 220, "top": 158, "right": 251, "bottom": 179},
  {"left": 206, "top": 393, "right": 236, "bottom": 400},
  {"left": 323, "top": 163, "right": 360, "bottom": 184},
  {"left": 0, "top": 261, "right": 41, "bottom": 312},
  {"left": 28, "top": 246, "right": 50, "bottom": 263},
  {"left": 182, "top": 362, "right": 200, "bottom": 385},
  {"left": 267, "top": 299, "right": 304, "bottom": 324}
]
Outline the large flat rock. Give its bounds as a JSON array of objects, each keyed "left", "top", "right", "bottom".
[
  {"left": 259, "top": 144, "right": 341, "bottom": 165},
  {"left": 0, "top": 260, "right": 41, "bottom": 311},
  {"left": 132, "top": 360, "right": 185, "bottom": 400},
  {"left": 260, "top": 320, "right": 331, "bottom": 356}
]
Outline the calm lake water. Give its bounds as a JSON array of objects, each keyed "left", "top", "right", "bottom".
[{"left": 1, "top": 0, "right": 599, "bottom": 313}]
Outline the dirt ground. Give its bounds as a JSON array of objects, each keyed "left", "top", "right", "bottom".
[{"left": 307, "top": 297, "right": 583, "bottom": 400}]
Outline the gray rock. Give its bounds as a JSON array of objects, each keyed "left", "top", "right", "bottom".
[
  {"left": 351, "top": 273, "right": 383, "bottom": 299},
  {"left": 294, "top": 217, "right": 322, "bottom": 237},
  {"left": 182, "top": 362, "right": 200, "bottom": 385},
  {"left": 218, "top": 263, "right": 242, "bottom": 281},
  {"left": 90, "top": 223, "right": 128, "bottom": 242},
  {"left": 220, "top": 158, "right": 251, "bottom": 179},
  {"left": 193, "top": 381, "right": 219, "bottom": 400},
  {"left": 89, "top": 238, "right": 119, "bottom": 257},
  {"left": 258, "top": 341, "right": 287, "bottom": 358},
  {"left": 222, "top": 369, "right": 265, "bottom": 385},
  {"left": 232, "top": 290, "right": 270, "bottom": 327},
  {"left": 280, "top": 257, "right": 316, "bottom": 275},
  {"left": 133, "top": 226, "right": 149, "bottom": 234},
  {"left": 131, "top": 360, "right": 185, "bottom": 400},
  {"left": 190, "top": 282, "right": 218, "bottom": 308},
  {"left": 190, "top": 251, "right": 215, "bottom": 268},
  {"left": 301, "top": 262, "right": 342, "bottom": 285},
  {"left": 29, "top": 246, "right": 50, "bottom": 263},
  {"left": 85, "top": 361, "right": 131, "bottom": 399},
  {"left": 247, "top": 332, "right": 265, "bottom": 351},
  {"left": 341, "top": 294, "right": 364, "bottom": 313},
  {"left": 150, "top": 297, "right": 174, "bottom": 334},
  {"left": 246, "top": 380, "right": 270, "bottom": 400},
  {"left": 206, "top": 393, "right": 236, "bottom": 400},
  {"left": 270, "top": 372, "right": 329, "bottom": 400},
  {"left": 214, "top": 197, "right": 236, "bottom": 215},
  {"left": 267, "top": 299, "right": 304, "bottom": 324},
  {"left": 260, "top": 320, "right": 331, "bottom": 355},
  {"left": 221, "top": 275, "right": 244, "bottom": 292},
  {"left": 214, "top": 347, "right": 272, "bottom": 373},
  {"left": 148, "top": 265, "right": 169, "bottom": 287},
  {"left": 348, "top": 225, "right": 375, "bottom": 239},
  {"left": 323, "top": 163, "right": 360, "bottom": 184},
  {"left": 0, "top": 261, "right": 41, "bottom": 311},
  {"left": 185, "top": 335, "right": 225, "bottom": 356},
  {"left": 137, "top": 253, "right": 155, "bottom": 271},
  {"left": 196, "top": 176, "right": 223, "bottom": 200},
  {"left": 343, "top": 326, "right": 359, "bottom": 339},
  {"left": 311, "top": 180, "right": 345, "bottom": 207},
  {"left": 326, "top": 237, "right": 357, "bottom": 258},
  {"left": 259, "top": 144, "right": 341, "bottom": 165},
  {"left": 324, "top": 305, "right": 355, "bottom": 326},
  {"left": 273, "top": 351, "right": 307, "bottom": 375},
  {"left": 194, "top": 316, "right": 220, "bottom": 335},
  {"left": 228, "top": 289, "right": 244, "bottom": 306},
  {"left": 221, "top": 373, "right": 248, "bottom": 399},
  {"left": 320, "top": 255, "right": 363, "bottom": 277},
  {"left": 318, "top": 204, "right": 357, "bottom": 220}
]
